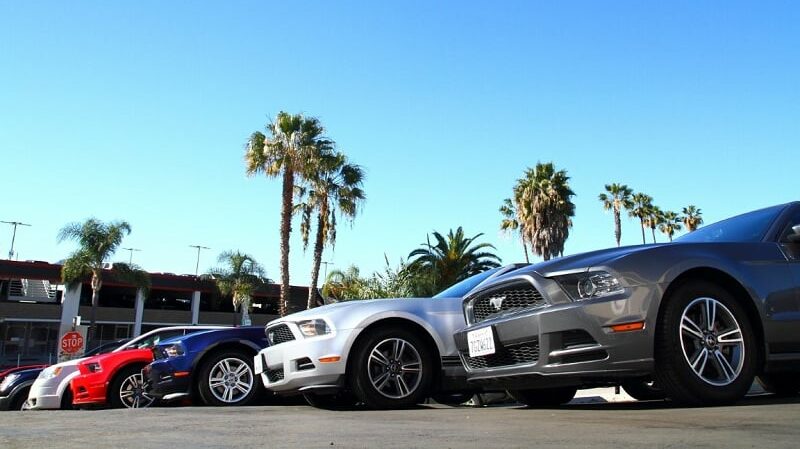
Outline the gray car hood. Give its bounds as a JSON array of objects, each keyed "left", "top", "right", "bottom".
[{"left": 531, "top": 244, "right": 670, "bottom": 276}]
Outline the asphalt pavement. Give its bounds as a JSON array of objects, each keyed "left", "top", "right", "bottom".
[{"left": 2, "top": 393, "right": 799, "bottom": 448}]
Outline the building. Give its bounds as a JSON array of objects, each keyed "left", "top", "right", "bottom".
[{"left": 0, "top": 259, "right": 318, "bottom": 366}]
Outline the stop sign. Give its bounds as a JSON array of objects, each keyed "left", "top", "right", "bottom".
[{"left": 60, "top": 331, "right": 84, "bottom": 354}]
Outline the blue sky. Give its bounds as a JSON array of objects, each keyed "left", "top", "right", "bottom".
[{"left": 1, "top": 1, "right": 798, "bottom": 286}]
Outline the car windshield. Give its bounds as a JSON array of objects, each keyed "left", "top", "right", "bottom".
[
  {"left": 675, "top": 204, "right": 787, "bottom": 243},
  {"left": 433, "top": 267, "right": 502, "bottom": 299}
]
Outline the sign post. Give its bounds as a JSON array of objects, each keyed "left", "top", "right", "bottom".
[{"left": 58, "top": 325, "right": 87, "bottom": 363}]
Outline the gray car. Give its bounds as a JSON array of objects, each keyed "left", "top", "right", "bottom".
[{"left": 454, "top": 202, "right": 800, "bottom": 406}]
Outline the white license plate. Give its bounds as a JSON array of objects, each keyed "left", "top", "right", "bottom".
[
  {"left": 253, "top": 354, "right": 263, "bottom": 374},
  {"left": 467, "top": 327, "right": 496, "bottom": 357}
]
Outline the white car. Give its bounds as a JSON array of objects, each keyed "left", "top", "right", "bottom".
[
  {"left": 26, "top": 325, "right": 225, "bottom": 410},
  {"left": 255, "top": 265, "right": 525, "bottom": 409}
]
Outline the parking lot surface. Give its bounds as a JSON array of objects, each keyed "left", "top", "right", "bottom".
[{"left": 2, "top": 395, "right": 800, "bottom": 448}]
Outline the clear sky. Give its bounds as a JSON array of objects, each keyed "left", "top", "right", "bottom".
[{"left": 1, "top": 1, "right": 798, "bottom": 287}]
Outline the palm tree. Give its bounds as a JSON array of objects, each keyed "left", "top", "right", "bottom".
[
  {"left": 297, "top": 151, "right": 366, "bottom": 309},
  {"left": 206, "top": 251, "right": 266, "bottom": 325},
  {"left": 629, "top": 193, "right": 654, "bottom": 245},
  {"left": 512, "top": 162, "right": 575, "bottom": 261},
  {"left": 659, "top": 211, "right": 683, "bottom": 242},
  {"left": 645, "top": 205, "right": 664, "bottom": 243},
  {"left": 499, "top": 198, "right": 529, "bottom": 263},
  {"left": 245, "top": 112, "right": 330, "bottom": 316},
  {"left": 58, "top": 218, "right": 150, "bottom": 345},
  {"left": 407, "top": 227, "right": 501, "bottom": 296},
  {"left": 682, "top": 205, "right": 704, "bottom": 232},
  {"left": 599, "top": 183, "right": 634, "bottom": 247}
]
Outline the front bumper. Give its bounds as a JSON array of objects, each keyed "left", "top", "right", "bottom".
[
  {"left": 145, "top": 359, "right": 191, "bottom": 400},
  {"left": 255, "top": 326, "right": 361, "bottom": 394},
  {"left": 27, "top": 368, "right": 80, "bottom": 410},
  {"left": 455, "top": 287, "right": 658, "bottom": 389},
  {"left": 70, "top": 372, "right": 107, "bottom": 406}
]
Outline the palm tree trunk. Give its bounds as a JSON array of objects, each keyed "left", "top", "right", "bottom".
[
  {"left": 651, "top": 226, "right": 657, "bottom": 243},
  {"left": 521, "top": 239, "right": 530, "bottom": 263},
  {"left": 639, "top": 218, "right": 646, "bottom": 244},
  {"left": 308, "top": 207, "right": 327, "bottom": 309},
  {"left": 279, "top": 168, "right": 294, "bottom": 316},
  {"left": 89, "top": 272, "right": 101, "bottom": 346},
  {"left": 614, "top": 210, "right": 622, "bottom": 247}
]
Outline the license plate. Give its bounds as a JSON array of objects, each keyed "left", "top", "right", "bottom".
[{"left": 467, "top": 327, "right": 496, "bottom": 357}]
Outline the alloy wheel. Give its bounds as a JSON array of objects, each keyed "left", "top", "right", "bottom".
[
  {"left": 207, "top": 357, "right": 254, "bottom": 404},
  {"left": 367, "top": 338, "right": 423, "bottom": 399},
  {"left": 679, "top": 296, "right": 745, "bottom": 386},
  {"left": 119, "top": 372, "right": 155, "bottom": 408}
]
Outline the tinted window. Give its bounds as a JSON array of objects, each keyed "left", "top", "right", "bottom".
[
  {"left": 676, "top": 204, "right": 786, "bottom": 243},
  {"left": 433, "top": 268, "right": 501, "bottom": 299}
]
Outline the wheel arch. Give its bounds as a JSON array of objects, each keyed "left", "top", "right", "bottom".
[
  {"left": 344, "top": 317, "right": 443, "bottom": 389},
  {"left": 657, "top": 267, "right": 767, "bottom": 368},
  {"left": 190, "top": 340, "right": 261, "bottom": 380}
]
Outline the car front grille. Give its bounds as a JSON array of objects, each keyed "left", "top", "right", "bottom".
[
  {"left": 265, "top": 367, "right": 284, "bottom": 383},
  {"left": 469, "top": 282, "right": 546, "bottom": 324},
  {"left": 461, "top": 339, "right": 540, "bottom": 370},
  {"left": 267, "top": 324, "right": 295, "bottom": 345}
]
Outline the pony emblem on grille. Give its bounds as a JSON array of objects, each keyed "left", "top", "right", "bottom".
[{"left": 489, "top": 295, "right": 505, "bottom": 311}]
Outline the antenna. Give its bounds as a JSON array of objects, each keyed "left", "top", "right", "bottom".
[
  {"left": 1, "top": 220, "right": 31, "bottom": 260},
  {"left": 189, "top": 245, "right": 210, "bottom": 276}
]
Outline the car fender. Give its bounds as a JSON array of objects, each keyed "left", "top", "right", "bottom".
[
  {"left": 351, "top": 310, "right": 450, "bottom": 358},
  {"left": 58, "top": 370, "right": 81, "bottom": 398},
  {"left": 191, "top": 339, "right": 263, "bottom": 371},
  {"left": 6, "top": 379, "right": 35, "bottom": 407},
  {"left": 108, "top": 354, "right": 155, "bottom": 383}
]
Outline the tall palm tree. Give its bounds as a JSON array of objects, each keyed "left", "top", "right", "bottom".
[
  {"left": 58, "top": 218, "right": 150, "bottom": 345},
  {"left": 512, "top": 162, "right": 576, "bottom": 261},
  {"left": 245, "top": 112, "right": 330, "bottom": 316},
  {"left": 629, "top": 193, "right": 654, "bottom": 245},
  {"left": 297, "top": 151, "right": 366, "bottom": 309},
  {"left": 682, "top": 205, "right": 704, "bottom": 232},
  {"left": 659, "top": 211, "right": 683, "bottom": 242},
  {"left": 644, "top": 205, "right": 664, "bottom": 243},
  {"left": 407, "top": 227, "right": 501, "bottom": 296},
  {"left": 599, "top": 183, "right": 634, "bottom": 247},
  {"left": 206, "top": 251, "right": 266, "bottom": 325},
  {"left": 499, "top": 198, "right": 529, "bottom": 263}
]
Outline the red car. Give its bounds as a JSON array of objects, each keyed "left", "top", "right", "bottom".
[{"left": 71, "top": 348, "right": 155, "bottom": 408}]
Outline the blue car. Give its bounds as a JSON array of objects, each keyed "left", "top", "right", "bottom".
[
  {"left": 0, "top": 368, "right": 44, "bottom": 411},
  {"left": 145, "top": 327, "right": 268, "bottom": 406}
]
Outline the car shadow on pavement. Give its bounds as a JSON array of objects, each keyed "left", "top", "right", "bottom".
[{"left": 549, "top": 394, "right": 800, "bottom": 411}]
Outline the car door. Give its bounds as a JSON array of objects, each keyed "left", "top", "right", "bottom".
[{"left": 771, "top": 205, "right": 800, "bottom": 352}]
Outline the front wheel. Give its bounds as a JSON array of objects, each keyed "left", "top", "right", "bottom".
[
  {"left": 508, "top": 387, "right": 577, "bottom": 407},
  {"left": 349, "top": 327, "right": 434, "bottom": 409},
  {"left": 197, "top": 350, "right": 262, "bottom": 406},
  {"left": 108, "top": 365, "right": 156, "bottom": 409},
  {"left": 654, "top": 281, "right": 758, "bottom": 406}
]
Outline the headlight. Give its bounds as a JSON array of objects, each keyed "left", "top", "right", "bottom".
[
  {"left": 0, "top": 374, "right": 19, "bottom": 392},
  {"left": 39, "top": 366, "right": 63, "bottom": 380},
  {"left": 554, "top": 271, "right": 624, "bottom": 301},
  {"left": 296, "top": 319, "right": 331, "bottom": 337},
  {"left": 162, "top": 344, "right": 185, "bottom": 358},
  {"left": 85, "top": 362, "right": 102, "bottom": 373}
]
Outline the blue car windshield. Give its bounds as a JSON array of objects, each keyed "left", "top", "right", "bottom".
[
  {"left": 675, "top": 204, "right": 786, "bottom": 243},
  {"left": 433, "top": 268, "right": 501, "bottom": 299}
]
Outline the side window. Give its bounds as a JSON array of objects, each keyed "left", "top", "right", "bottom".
[{"left": 779, "top": 210, "right": 800, "bottom": 260}]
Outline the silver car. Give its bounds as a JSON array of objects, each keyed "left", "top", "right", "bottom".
[
  {"left": 454, "top": 202, "right": 800, "bottom": 406},
  {"left": 254, "top": 265, "right": 524, "bottom": 409}
]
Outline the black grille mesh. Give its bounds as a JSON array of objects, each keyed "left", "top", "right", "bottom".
[
  {"left": 462, "top": 339, "right": 540, "bottom": 370},
  {"left": 267, "top": 324, "right": 295, "bottom": 345},
  {"left": 266, "top": 367, "right": 284, "bottom": 382},
  {"left": 470, "top": 283, "right": 545, "bottom": 323}
]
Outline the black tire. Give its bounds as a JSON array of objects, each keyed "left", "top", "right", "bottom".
[
  {"left": 108, "top": 364, "right": 156, "bottom": 409},
  {"left": 431, "top": 392, "right": 473, "bottom": 406},
  {"left": 60, "top": 387, "right": 75, "bottom": 410},
  {"left": 654, "top": 280, "right": 758, "bottom": 406},
  {"left": 303, "top": 391, "right": 359, "bottom": 410},
  {"left": 620, "top": 378, "right": 667, "bottom": 401},
  {"left": 349, "top": 326, "right": 434, "bottom": 409},
  {"left": 196, "top": 349, "right": 262, "bottom": 407},
  {"left": 508, "top": 387, "right": 577, "bottom": 407},
  {"left": 11, "top": 386, "right": 31, "bottom": 411},
  {"left": 758, "top": 374, "right": 800, "bottom": 397}
]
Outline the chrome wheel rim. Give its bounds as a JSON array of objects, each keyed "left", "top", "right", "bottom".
[
  {"left": 208, "top": 358, "right": 254, "bottom": 404},
  {"left": 679, "top": 297, "right": 745, "bottom": 386},
  {"left": 367, "top": 338, "right": 423, "bottom": 399},
  {"left": 119, "top": 372, "right": 155, "bottom": 408}
]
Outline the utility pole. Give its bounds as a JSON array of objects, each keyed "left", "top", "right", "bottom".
[
  {"left": 1, "top": 221, "right": 31, "bottom": 260},
  {"left": 122, "top": 247, "right": 141, "bottom": 264},
  {"left": 320, "top": 261, "right": 333, "bottom": 282},
  {"left": 189, "top": 245, "right": 210, "bottom": 276}
]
